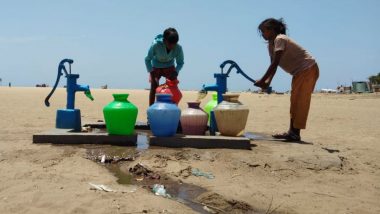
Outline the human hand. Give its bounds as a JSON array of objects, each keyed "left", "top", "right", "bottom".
[
  {"left": 169, "top": 71, "right": 178, "bottom": 80},
  {"left": 254, "top": 79, "right": 270, "bottom": 90}
]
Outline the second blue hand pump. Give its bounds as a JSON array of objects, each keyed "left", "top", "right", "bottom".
[{"left": 202, "top": 60, "right": 256, "bottom": 135}]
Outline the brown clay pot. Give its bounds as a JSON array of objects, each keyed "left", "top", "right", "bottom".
[
  {"left": 214, "top": 94, "right": 249, "bottom": 136},
  {"left": 180, "top": 102, "right": 208, "bottom": 135}
]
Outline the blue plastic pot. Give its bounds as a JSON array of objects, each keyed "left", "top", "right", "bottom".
[{"left": 147, "top": 94, "right": 181, "bottom": 137}]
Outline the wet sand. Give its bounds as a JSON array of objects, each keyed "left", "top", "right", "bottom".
[{"left": 0, "top": 87, "right": 379, "bottom": 213}]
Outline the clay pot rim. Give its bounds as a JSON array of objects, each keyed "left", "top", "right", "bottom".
[
  {"left": 222, "top": 93, "right": 240, "bottom": 102},
  {"left": 222, "top": 93, "right": 240, "bottom": 98},
  {"left": 187, "top": 101, "right": 202, "bottom": 109},
  {"left": 155, "top": 93, "right": 173, "bottom": 101}
]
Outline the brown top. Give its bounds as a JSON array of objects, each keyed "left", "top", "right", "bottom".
[{"left": 268, "top": 34, "right": 316, "bottom": 76}]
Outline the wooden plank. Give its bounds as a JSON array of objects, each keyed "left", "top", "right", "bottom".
[
  {"left": 33, "top": 129, "right": 137, "bottom": 146},
  {"left": 149, "top": 134, "right": 252, "bottom": 150}
]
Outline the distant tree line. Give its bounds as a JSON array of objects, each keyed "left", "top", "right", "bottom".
[{"left": 369, "top": 73, "right": 380, "bottom": 85}]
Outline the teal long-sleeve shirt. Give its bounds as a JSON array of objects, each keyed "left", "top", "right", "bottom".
[{"left": 144, "top": 34, "right": 184, "bottom": 73}]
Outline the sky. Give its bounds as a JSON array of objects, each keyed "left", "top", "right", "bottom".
[{"left": 0, "top": 0, "right": 379, "bottom": 92}]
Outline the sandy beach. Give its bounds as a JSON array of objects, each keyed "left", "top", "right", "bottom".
[{"left": 0, "top": 87, "right": 379, "bottom": 214}]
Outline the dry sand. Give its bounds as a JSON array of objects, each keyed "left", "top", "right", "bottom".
[{"left": 0, "top": 87, "right": 379, "bottom": 214}]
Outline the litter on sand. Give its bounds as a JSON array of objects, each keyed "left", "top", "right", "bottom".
[
  {"left": 203, "top": 206, "right": 217, "bottom": 214},
  {"left": 89, "top": 183, "right": 137, "bottom": 193},
  {"left": 89, "top": 183, "right": 115, "bottom": 192},
  {"left": 152, "top": 184, "right": 171, "bottom": 198},
  {"left": 100, "top": 155, "right": 106, "bottom": 163},
  {"left": 129, "top": 163, "right": 161, "bottom": 180},
  {"left": 191, "top": 168, "right": 215, "bottom": 179}
]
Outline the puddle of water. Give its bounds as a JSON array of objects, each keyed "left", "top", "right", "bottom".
[
  {"left": 137, "top": 133, "right": 149, "bottom": 151},
  {"left": 105, "top": 164, "right": 133, "bottom": 185},
  {"left": 244, "top": 132, "right": 268, "bottom": 140},
  {"left": 165, "top": 182, "right": 208, "bottom": 214}
]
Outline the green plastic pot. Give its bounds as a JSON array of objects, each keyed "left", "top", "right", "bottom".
[
  {"left": 103, "top": 94, "right": 138, "bottom": 135},
  {"left": 204, "top": 93, "right": 218, "bottom": 123}
]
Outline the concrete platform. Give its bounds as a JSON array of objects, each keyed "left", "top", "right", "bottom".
[
  {"left": 33, "top": 123, "right": 253, "bottom": 149},
  {"left": 149, "top": 134, "right": 252, "bottom": 150},
  {"left": 83, "top": 121, "right": 151, "bottom": 131},
  {"left": 83, "top": 121, "right": 183, "bottom": 132},
  {"left": 33, "top": 129, "right": 137, "bottom": 146}
]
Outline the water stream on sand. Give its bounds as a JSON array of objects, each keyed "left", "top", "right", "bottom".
[
  {"left": 83, "top": 130, "right": 210, "bottom": 213},
  {"left": 80, "top": 126, "right": 260, "bottom": 213}
]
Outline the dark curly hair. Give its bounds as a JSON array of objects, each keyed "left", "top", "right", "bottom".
[
  {"left": 163, "top": 27, "right": 179, "bottom": 44},
  {"left": 258, "top": 18, "right": 287, "bottom": 36}
]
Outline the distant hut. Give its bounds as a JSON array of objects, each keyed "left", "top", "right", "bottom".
[
  {"left": 352, "top": 81, "right": 371, "bottom": 93},
  {"left": 337, "top": 85, "right": 352, "bottom": 94},
  {"left": 343, "top": 86, "right": 352, "bottom": 93}
]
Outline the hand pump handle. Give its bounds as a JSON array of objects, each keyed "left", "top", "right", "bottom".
[
  {"left": 44, "top": 59, "right": 74, "bottom": 107},
  {"left": 220, "top": 60, "right": 256, "bottom": 83}
]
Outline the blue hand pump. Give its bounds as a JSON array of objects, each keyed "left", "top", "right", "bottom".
[{"left": 45, "top": 59, "right": 94, "bottom": 131}]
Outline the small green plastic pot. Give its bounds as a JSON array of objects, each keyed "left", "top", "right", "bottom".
[{"left": 204, "top": 93, "right": 218, "bottom": 123}]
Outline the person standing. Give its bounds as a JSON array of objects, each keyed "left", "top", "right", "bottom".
[
  {"left": 145, "top": 28, "right": 184, "bottom": 106},
  {"left": 255, "top": 18, "right": 319, "bottom": 141}
]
